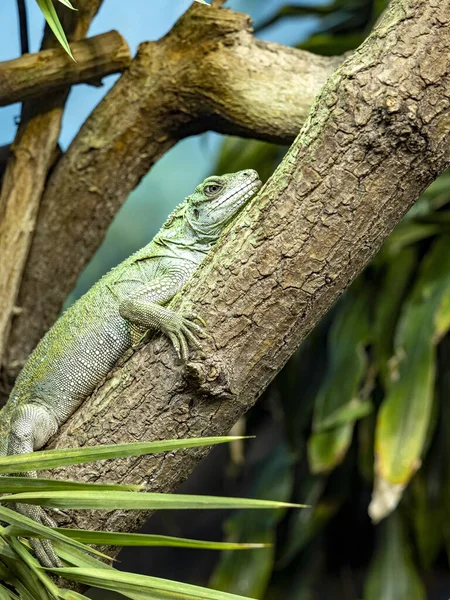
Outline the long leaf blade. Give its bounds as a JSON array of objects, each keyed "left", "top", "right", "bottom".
[
  {"left": 35, "top": 0, "right": 73, "bottom": 58},
  {"left": 50, "top": 567, "right": 258, "bottom": 600},
  {"left": 0, "top": 490, "right": 303, "bottom": 511},
  {"left": 0, "top": 437, "right": 247, "bottom": 474},
  {"left": 54, "top": 529, "right": 268, "bottom": 550},
  {"left": 0, "top": 476, "right": 142, "bottom": 494}
]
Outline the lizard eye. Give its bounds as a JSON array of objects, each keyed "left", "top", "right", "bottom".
[{"left": 204, "top": 184, "right": 222, "bottom": 196}]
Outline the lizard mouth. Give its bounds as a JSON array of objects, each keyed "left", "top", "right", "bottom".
[
  {"left": 232, "top": 176, "right": 263, "bottom": 211},
  {"left": 210, "top": 175, "right": 262, "bottom": 216}
]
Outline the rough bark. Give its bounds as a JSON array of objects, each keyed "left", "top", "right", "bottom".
[
  {"left": 44, "top": 0, "right": 450, "bottom": 546},
  {"left": 0, "top": 31, "right": 130, "bottom": 107},
  {"left": 0, "top": 0, "right": 103, "bottom": 372},
  {"left": 2, "top": 4, "right": 344, "bottom": 379}
]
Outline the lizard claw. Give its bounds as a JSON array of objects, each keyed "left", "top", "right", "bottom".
[
  {"left": 16, "top": 503, "right": 62, "bottom": 568},
  {"left": 165, "top": 312, "right": 210, "bottom": 361},
  {"left": 185, "top": 312, "right": 207, "bottom": 329}
]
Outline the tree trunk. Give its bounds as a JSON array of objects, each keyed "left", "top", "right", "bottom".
[{"left": 42, "top": 0, "right": 450, "bottom": 551}]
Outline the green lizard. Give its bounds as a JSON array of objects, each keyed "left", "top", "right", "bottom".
[{"left": 0, "top": 169, "right": 262, "bottom": 567}]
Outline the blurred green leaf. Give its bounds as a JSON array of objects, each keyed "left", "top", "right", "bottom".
[
  {"left": 407, "top": 336, "right": 450, "bottom": 568},
  {"left": 277, "top": 476, "right": 331, "bottom": 567},
  {"left": 58, "top": 591, "right": 91, "bottom": 600},
  {"left": 373, "top": 245, "right": 417, "bottom": 385},
  {"left": 308, "top": 284, "right": 372, "bottom": 473},
  {"left": 56, "top": 0, "right": 76, "bottom": 8},
  {"left": 372, "top": 236, "right": 450, "bottom": 519},
  {"left": 215, "top": 138, "right": 285, "bottom": 183},
  {"left": 210, "top": 445, "right": 294, "bottom": 598},
  {"left": 277, "top": 312, "right": 333, "bottom": 455},
  {"left": 365, "top": 513, "right": 425, "bottom": 600},
  {"left": 0, "top": 584, "right": 15, "bottom": 600}
]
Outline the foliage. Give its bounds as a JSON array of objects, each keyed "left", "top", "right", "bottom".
[{"left": 0, "top": 437, "right": 300, "bottom": 599}]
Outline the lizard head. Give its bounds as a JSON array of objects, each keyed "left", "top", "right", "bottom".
[{"left": 185, "top": 169, "right": 262, "bottom": 240}]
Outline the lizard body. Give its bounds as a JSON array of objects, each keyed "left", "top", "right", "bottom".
[{"left": 0, "top": 169, "right": 262, "bottom": 566}]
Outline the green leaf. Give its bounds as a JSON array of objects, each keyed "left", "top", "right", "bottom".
[
  {"left": 7, "top": 537, "right": 60, "bottom": 599},
  {"left": 0, "top": 506, "right": 108, "bottom": 560},
  {"left": 365, "top": 513, "right": 425, "bottom": 600},
  {"left": 381, "top": 222, "right": 441, "bottom": 256},
  {"left": 215, "top": 138, "right": 284, "bottom": 184},
  {"left": 0, "top": 584, "right": 16, "bottom": 600},
  {"left": 0, "top": 437, "right": 246, "bottom": 474},
  {"left": 35, "top": 0, "right": 74, "bottom": 58},
  {"left": 0, "top": 476, "right": 142, "bottom": 494},
  {"left": 56, "top": 0, "right": 76, "bottom": 8},
  {"left": 373, "top": 246, "right": 418, "bottom": 386},
  {"left": 308, "top": 284, "right": 372, "bottom": 473},
  {"left": 210, "top": 445, "right": 294, "bottom": 598},
  {"left": 407, "top": 350, "right": 450, "bottom": 569},
  {"left": 54, "top": 529, "right": 268, "bottom": 550},
  {"left": 0, "top": 490, "right": 302, "bottom": 511},
  {"left": 277, "top": 476, "right": 331, "bottom": 567},
  {"left": 0, "top": 537, "right": 18, "bottom": 560},
  {"left": 0, "top": 546, "right": 52, "bottom": 600},
  {"left": 371, "top": 236, "right": 450, "bottom": 520},
  {"left": 58, "top": 592, "right": 91, "bottom": 600},
  {"left": 50, "top": 567, "right": 259, "bottom": 600}
]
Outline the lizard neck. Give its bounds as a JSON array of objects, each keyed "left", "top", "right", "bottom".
[{"left": 155, "top": 219, "right": 215, "bottom": 263}]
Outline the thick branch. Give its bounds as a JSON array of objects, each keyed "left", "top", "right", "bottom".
[
  {"left": 0, "top": 31, "right": 130, "bottom": 107},
  {"left": 0, "top": 0, "right": 103, "bottom": 373},
  {"left": 46, "top": 0, "right": 450, "bottom": 542},
  {"left": 3, "top": 4, "right": 344, "bottom": 377}
]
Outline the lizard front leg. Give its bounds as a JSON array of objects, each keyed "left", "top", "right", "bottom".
[
  {"left": 119, "top": 298, "right": 207, "bottom": 361},
  {"left": 7, "top": 402, "right": 61, "bottom": 567}
]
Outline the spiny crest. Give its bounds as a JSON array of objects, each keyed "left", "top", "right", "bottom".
[{"left": 162, "top": 200, "right": 188, "bottom": 230}]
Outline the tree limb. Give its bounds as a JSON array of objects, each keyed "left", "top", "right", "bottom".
[
  {"left": 3, "top": 4, "right": 344, "bottom": 379},
  {"left": 0, "top": 0, "right": 104, "bottom": 374},
  {"left": 45, "top": 0, "right": 450, "bottom": 545},
  {"left": 0, "top": 31, "right": 130, "bottom": 107}
]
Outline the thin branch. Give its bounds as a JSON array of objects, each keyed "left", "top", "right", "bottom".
[
  {"left": 16, "top": 0, "right": 29, "bottom": 55},
  {"left": 0, "top": 31, "right": 131, "bottom": 107}
]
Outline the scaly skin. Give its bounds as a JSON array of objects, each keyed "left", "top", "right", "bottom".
[{"left": 0, "top": 169, "right": 262, "bottom": 566}]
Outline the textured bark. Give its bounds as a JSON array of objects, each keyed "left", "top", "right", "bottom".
[
  {"left": 0, "top": 0, "right": 103, "bottom": 371},
  {"left": 0, "top": 31, "right": 130, "bottom": 107},
  {"left": 3, "top": 4, "right": 344, "bottom": 378},
  {"left": 45, "top": 0, "right": 450, "bottom": 546}
]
